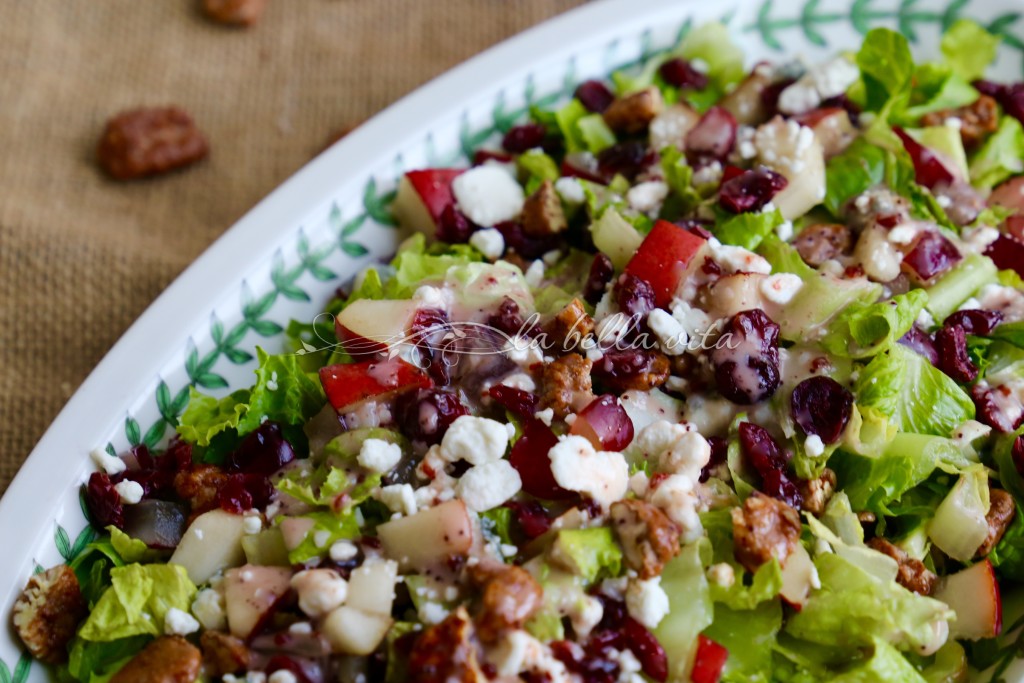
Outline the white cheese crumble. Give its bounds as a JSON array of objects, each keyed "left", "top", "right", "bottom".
[
  {"left": 357, "top": 438, "right": 403, "bottom": 473},
  {"left": 413, "top": 285, "right": 448, "bottom": 310},
  {"left": 647, "top": 309, "right": 687, "bottom": 356},
  {"left": 778, "top": 57, "right": 859, "bottom": 115},
  {"left": 440, "top": 415, "right": 510, "bottom": 465},
  {"left": 627, "top": 181, "right": 669, "bottom": 215},
  {"left": 419, "top": 601, "right": 450, "bottom": 625},
  {"left": 329, "top": 540, "right": 359, "bottom": 562},
  {"left": 242, "top": 513, "right": 263, "bottom": 535},
  {"left": 548, "top": 435, "right": 629, "bottom": 508},
  {"left": 759, "top": 273, "right": 803, "bottom": 305},
  {"left": 268, "top": 672, "right": 298, "bottom": 683},
  {"left": 114, "top": 480, "right": 143, "bottom": 505},
  {"left": 164, "top": 607, "right": 200, "bottom": 636},
  {"left": 707, "top": 562, "right": 736, "bottom": 588},
  {"left": 524, "top": 259, "right": 546, "bottom": 288},
  {"left": 378, "top": 483, "right": 418, "bottom": 516},
  {"left": 804, "top": 434, "right": 825, "bottom": 457},
  {"left": 469, "top": 227, "right": 505, "bottom": 261},
  {"left": 452, "top": 165, "right": 525, "bottom": 227},
  {"left": 625, "top": 577, "right": 671, "bottom": 629},
  {"left": 710, "top": 243, "right": 772, "bottom": 275},
  {"left": 534, "top": 407, "right": 555, "bottom": 426},
  {"left": 291, "top": 569, "right": 348, "bottom": 618},
  {"left": 555, "top": 176, "right": 586, "bottom": 204},
  {"left": 90, "top": 448, "right": 126, "bottom": 475},
  {"left": 456, "top": 459, "right": 522, "bottom": 512}
]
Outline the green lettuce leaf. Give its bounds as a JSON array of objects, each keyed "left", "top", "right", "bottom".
[
  {"left": 107, "top": 527, "right": 160, "bottom": 564},
  {"left": 655, "top": 542, "right": 714, "bottom": 682},
  {"left": 236, "top": 348, "right": 326, "bottom": 434},
  {"left": 970, "top": 116, "right": 1024, "bottom": 191},
  {"left": 549, "top": 528, "right": 623, "bottom": 584},
  {"left": 64, "top": 635, "right": 151, "bottom": 683},
  {"left": 555, "top": 99, "right": 590, "bottom": 154},
  {"left": 480, "top": 507, "right": 515, "bottom": 549},
  {"left": 78, "top": 564, "right": 197, "bottom": 641},
  {"left": 940, "top": 19, "right": 1001, "bottom": 82},
  {"left": 758, "top": 234, "right": 816, "bottom": 279},
  {"left": 988, "top": 502, "right": 1024, "bottom": 580},
  {"left": 381, "top": 233, "right": 484, "bottom": 299},
  {"left": 821, "top": 290, "right": 927, "bottom": 358},
  {"left": 830, "top": 639, "right": 928, "bottom": 683},
  {"left": 856, "top": 28, "right": 915, "bottom": 112},
  {"left": 840, "top": 405, "right": 898, "bottom": 458},
  {"left": 660, "top": 146, "right": 702, "bottom": 216},
  {"left": 674, "top": 22, "right": 745, "bottom": 91},
  {"left": 713, "top": 208, "right": 784, "bottom": 250},
  {"left": 900, "top": 65, "right": 978, "bottom": 122},
  {"left": 176, "top": 388, "right": 249, "bottom": 447},
  {"left": 823, "top": 137, "right": 889, "bottom": 217},
  {"left": 281, "top": 472, "right": 380, "bottom": 564},
  {"left": 702, "top": 601, "right": 782, "bottom": 682},
  {"left": 854, "top": 344, "right": 975, "bottom": 436}
]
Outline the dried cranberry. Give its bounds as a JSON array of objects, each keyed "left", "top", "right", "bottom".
[
  {"left": 894, "top": 126, "right": 956, "bottom": 189},
  {"left": 473, "top": 149, "right": 512, "bottom": 165},
  {"left": 986, "top": 234, "right": 1024, "bottom": 280},
  {"left": 790, "top": 376, "right": 853, "bottom": 444},
  {"left": 488, "top": 384, "right": 539, "bottom": 419},
  {"left": 677, "top": 219, "right": 714, "bottom": 240},
  {"left": 762, "top": 468, "right": 804, "bottom": 508},
  {"left": 1013, "top": 435, "right": 1024, "bottom": 478},
  {"left": 85, "top": 472, "right": 125, "bottom": 529},
  {"left": 685, "top": 106, "right": 737, "bottom": 164},
  {"left": 701, "top": 256, "right": 723, "bottom": 277},
  {"left": 902, "top": 230, "right": 962, "bottom": 283},
  {"left": 591, "top": 349, "right": 663, "bottom": 391},
  {"left": 700, "top": 436, "right": 728, "bottom": 482},
  {"left": 228, "top": 423, "right": 295, "bottom": 475},
  {"left": 575, "top": 80, "right": 616, "bottom": 113},
  {"left": 510, "top": 417, "right": 573, "bottom": 499},
  {"left": 718, "top": 167, "right": 788, "bottom": 213},
  {"left": 502, "top": 123, "right": 547, "bottom": 154},
  {"left": 738, "top": 422, "right": 789, "bottom": 476},
  {"left": 614, "top": 273, "right": 656, "bottom": 321},
  {"left": 760, "top": 77, "right": 796, "bottom": 118},
  {"left": 595, "top": 594, "right": 627, "bottom": 630},
  {"left": 973, "top": 80, "right": 1024, "bottom": 125},
  {"left": 944, "top": 309, "right": 1005, "bottom": 336},
  {"left": 898, "top": 326, "right": 939, "bottom": 365},
  {"left": 410, "top": 308, "right": 455, "bottom": 385},
  {"left": 395, "top": 388, "right": 469, "bottom": 445},
  {"left": 584, "top": 253, "right": 615, "bottom": 305},
  {"left": 658, "top": 57, "right": 708, "bottom": 90},
  {"left": 505, "top": 500, "right": 552, "bottom": 539},
  {"left": 265, "top": 655, "right": 321, "bottom": 683},
  {"left": 437, "top": 204, "right": 473, "bottom": 243},
  {"left": 711, "top": 309, "right": 781, "bottom": 404},
  {"left": 217, "top": 474, "right": 253, "bottom": 513},
  {"left": 596, "top": 141, "right": 653, "bottom": 181},
  {"left": 971, "top": 384, "right": 1022, "bottom": 434},
  {"left": 622, "top": 617, "right": 669, "bottom": 682},
  {"left": 495, "top": 220, "right": 560, "bottom": 259},
  {"left": 487, "top": 297, "right": 537, "bottom": 338},
  {"left": 936, "top": 325, "right": 979, "bottom": 383}
]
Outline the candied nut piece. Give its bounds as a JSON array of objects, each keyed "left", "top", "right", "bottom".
[
  {"left": 200, "top": 630, "right": 250, "bottom": 677},
  {"left": 977, "top": 488, "right": 1017, "bottom": 557},
  {"left": 798, "top": 468, "right": 836, "bottom": 516},
  {"left": 110, "top": 635, "right": 202, "bottom": 683},
  {"left": 867, "top": 537, "right": 937, "bottom": 596},
  {"left": 202, "top": 0, "right": 268, "bottom": 26},
  {"left": 610, "top": 499, "right": 681, "bottom": 579},
  {"left": 174, "top": 463, "right": 228, "bottom": 514},
  {"left": 98, "top": 107, "right": 209, "bottom": 180},
  {"left": 603, "top": 86, "right": 664, "bottom": 134},
  {"left": 469, "top": 563, "right": 543, "bottom": 642},
  {"left": 793, "top": 223, "right": 851, "bottom": 267},
  {"left": 544, "top": 298, "right": 594, "bottom": 354},
  {"left": 12, "top": 565, "right": 87, "bottom": 664},
  {"left": 408, "top": 606, "right": 487, "bottom": 683},
  {"left": 921, "top": 94, "right": 999, "bottom": 149},
  {"left": 521, "top": 179, "right": 568, "bottom": 236},
  {"left": 540, "top": 353, "right": 593, "bottom": 419},
  {"left": 731, "top": 492, "right": 801, "bottom": 573}
]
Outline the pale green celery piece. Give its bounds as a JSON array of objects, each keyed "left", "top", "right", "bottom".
[
  {"left": 654, "top": 542, "right": 713, "bottom": 682},
  {"left": 324, "top": 426, "right": 409, "bottom": 460},
  {"left": 241, "top": 527, "right": 290, "bottom": 566},
  {"left": 701, "top": 600, "right": 782, "bottom": 681},
  {"left": 840, "top": 405, "right": 898, "bottom": 458},
  {"left": 517, "top": 149, "right": 560, "bottom": 183},
  {"left": 927, "top": 463, "right": 991, "bottom": 561},
  {"left": 829, "top": 639, "right": 928, "bottom": 683},
  {"left": 589, "top": 208, "right": 644, "bottom": 269},
  {"left": 775, "top": 271, "right": 882, "bottom": 342},
  {"left": 925, "top": 253, "right": 998, "bottom": 321},
  {"left": 577, "top": 114, "right": 616, "bottom": 153},
  {"left": 820, "top": 289, "right": 927, "bottom": 359},
  {"left": 548, "top": 527, "right": 622, "bottom": 584},
  {"left": 909, "top": 126, "right": 968, "bottom": 179},
  {"left": 554, "top": 98, "right": 589, "bottom": 153}
]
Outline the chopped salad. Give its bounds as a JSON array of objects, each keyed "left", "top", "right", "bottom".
[{"left": 16, "top": 17, "right": 1024, "bottom": 683}]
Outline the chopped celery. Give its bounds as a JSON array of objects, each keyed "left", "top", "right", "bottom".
[{"left": 925, "top": 253, "right": 998, "bottom": 321}]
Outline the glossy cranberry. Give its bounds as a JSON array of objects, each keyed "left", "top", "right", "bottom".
[
  {"left": 973, "top": 80, "right": 1024, "bottom": 124},
  {"left": 437, "top": 204, "right": 473, "bottom": 243},
  {"left": 614, "top": 273, "right": 656, "bottom": 321},
  {"left": 510, "top": 417, "right": 574, "bottom": 499},
  {"left": 495, "top": 220, "right": 561, "bottom": 259},
  {"left": 584, "top": 253, "right": 615, "bottom": 305},
  {"left": 985, "top": 234, "right": 1024, "bottom": 280},
  {"left": 595, "top": 594, "right": 627, "bottom": 629},
  {"left": 898, "top": 326, "right": 939, "bottom": 365},
  {"left": 760, "top": 77, "right": 796, "bottom": 118},
  {"left": 410, "top": 308, "right": 454, "bottom": 385},
  {"left": 487, "top": 297, "right": 537, "bottom": 338},
  {"left": 505, "top": 500, "right": 553, "bottom": 539},
  {"left": 1013, "top": 435, "right": 1024, "bottom": 478},
  {"left": 820, "top": 93, "right": 861, "bottom": 125},
  {"left": 658, "top": 57, "right": 708, "bottom": 90},
  {"left": 936, "top": 325, "right": 979, "bottom": 383},
  {"left": 762, "top": 468, "right": 804, "bottom": 508},
  {"left": 488, "top": 384, "right": 540, "bottom": 419},
  {"left": 711, "top": 309, "right": 781, "bottom": 405},
  {"left": 738, "top": 422, "right": 789, "bottom": 476},
  {"left": 971, "top": 384, "right": 1021, "bottom": 434},
  {"left": 944, "top": 309, "right": 1004, "bottom": 336},
  {"left": 700, "top": 436, "right": 728, "bottom": 482},
  {"left": 472, "top": 149, "right": 512, "bottom": 165},
  {"left": 622, "top": 617, "right": 668, "bottom": 683},
  {"left": 395, "top": 388, "right": 469, "bottom": 445},
  {"left": 228, "top": 423, "right": 295, "bottom": 475},
  {"left": 217, "top": 474, "right": 253, "bottom": 513},
  {"left": 685, "top": 106, "right": 737, "bottom": 164},
  {"left": 551, "top": 639, "right": 619, "bottom": 683},
  {"left": 85, "top": 472, "right": 125, "bottom": 529},
  {"left": 119, "top": 441, "right": 194, "bottom": 500},
  {"left": 894, "top": 126, "right": 957, "bottom": 189},
  {"left": 790, "top": 376, "right": 853, "bottom": 444},
  {"left": 575, "top": 80, "right": 616, "bottom": 113},
  {"left": 596, "top": 141, "right": 653, "bottom": 181},
  {"left": 502, "top": 123, "right": 548, "bottom": 154},
  {"left": 902, "top": 231, "right": 962, "bottom": 283},
  {"left": 591, "top": 350, "right": 663, "bottom": 392},
  {"left": 701, "top": 256, "right": 723, "bottom": 276},
  {"left": 718, "top": 167, "right": 788, "bottom": 213},
  {"left": 677, "top": 220, "right": 714, "bottom": 240}
]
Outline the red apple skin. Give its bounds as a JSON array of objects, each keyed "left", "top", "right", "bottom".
[
  {"left": 935, "top": 559, "right": 1002, "bottom": 641},
  {"left": 985, "top": 234, "right": 1024, "bottom": 280},
  {"left": 989, "top": 176, "right": 1024, "bottom": 214},
  {"left": 334, "top": 320, "right": 389, "bottom": 358},
  {"left": 901, "top": 230, "right": 962, "bottom": 284},
  {"left": 690, "top": 635, "right": 728, "bottom": 683},
  {"left": 624, "top": 219, "right": 708, "bottom": 308},
  {"left": 570, "top": 394, "right": 634, "bottom": 452},
  {"left": 319, "top": 358, "right": 432, "bottom": 413},
  {"left": 406, "top": 169, "right": 464, "bottom": 224}
]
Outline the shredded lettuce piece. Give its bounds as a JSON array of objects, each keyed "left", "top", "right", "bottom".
[
  {"left": 64, "top": 634, "right": 151, "bottom": 683},
  {"left": 940, "top": 19, "right": 1001, "bottom": 82},
  {"left": 840, "top": 405, "right": 898, "bottom": 458},
  {"left": 674, "top": 22, "right": 745, "bottom": 92},
  {"left": 701, "top": 601, "right": 782, "bottom": 681},
  {"left": 855, "top": 28, "right": 915, "bottom": 112},
  {"left": 970, "top": 116, "right": 1024, "bottom": 190},
  {"left": 927, "top": 464, "right": 991, "bottom": 561},
  {"left": 713, "top": 208, "right": 783, "bottom": 250},
  {"left": 830, "top": 639, "right": 929, "bottom": 683},
  {"left": 176, "top": 388, "right": 249, "bottom": 447},
  {"left": 549, "top": 528, "right": 623, "bottom": 584},
  {"left": 655, "top": 542, "right": 713, "bottom": 682},
  {"left": 517, "top": 149, "right": 561, "bottom": 193},
  {"left": 78, "top": 564, "right": 197, "bottom": 641},
  {"left": 106, "top": 527, "right": 159, "bottom": 565},
  {"left": 821, "top": 289, "right": 927, "bottom": 359}
]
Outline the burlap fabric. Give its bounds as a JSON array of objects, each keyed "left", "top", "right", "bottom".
[{"left": 0, "top": 0, "right": 586, "bottom": 494}]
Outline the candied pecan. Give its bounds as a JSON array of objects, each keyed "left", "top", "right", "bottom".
[
  {"left": 610, "top": 499, "right": 681, "bottom": 579},
  {"left": 540, "top": 354, "right": 593, "bottom": 419},
  {"left": 12, "top": 565, "right": 87, "bottom": 664},
  {"left": 408, "top": 606, "right": 487, "bottom": 683},
  {"left": 866, "top": 537, "right": 937, "bottom": 596},
  {"left": 592, "top": 349, "right": 670, "bottom": 392},
  {"left": 731, "top": 492, "right": 801, "bottom": 573},
  {"left": 521, "top": 179, "right": 568, "bottom": 236},
  {"left": 98, "top": 107, "right": 208, "bottom": 180},
  {"left": 797, "top": 469, "right": 836, "bottom": 516},
  {"left": 468, "top": 563, "right": 543, "bottom": 642},
  {"left": 202, "top": 0, "right": 269, "bottom": 26},
  {"left": 921, "top": 94, "right": 999, "bottom": 149},
  {"left": 174, "top": 463, "right": 228, "bottom": 514},
  {"left": 603, "top": 87, "right": 664, "bottom": 134},
  {"left": 794, "top": 223, "right": 851, "bottom": 267},
  {"left": 977, "top": 488, "right": 1017, "bottom": 557},
  {"left": 544, "top": 298, "right": 594, "bottom": 354},
  {"left": 110, "top": 635, "right": 202, "bottom": 683},
  {"left": 200, "top": 630, "right": 250, "bottom": 677}
]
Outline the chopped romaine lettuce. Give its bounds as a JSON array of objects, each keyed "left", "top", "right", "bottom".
[
  {"left": 176, "top": 388, "right": 249, "bottom": 448},
  {"left": 713, "top": 208, "right": 784, "bottom": 251},
  {"left": 925, "top": 253, "right": 999, "bottom": 321},
  {"left": 701, "top": 600, "right": 782, "bottom": 682},
  {"left": 674, "top": 22, "right": 745, "bottom": 92},
  {"left": 78, "top": 564, "right": 197, "bottom": 641},
  {"left": 655, "top": 542, "right": 714, "bottom": 682},
  {"left": 821, "top": 289, "right": 927, "bottom": 359},
  {"left": 927, "top": 464, "right": 991, "bottom": 561},
  {"left": 970, "top": 115, "right": 1024, "bottom": 191},
  {"left": 940, "top": 19, "right": 1001, "bottom": 82},
  {"left": 64, "top": 634, "right": 151, "bottom": 683},
  {"left": 829, "top": 639, "right": 928, "bottom": 683},
  {"left": 840, "top": 405, "right": 898, "bottom": 458},
  {"left": 855, "top": 28, "right": 915, "bottom": 112},
  {"left": 517, "top": 149, "right": 561, "bottom": 188},
  {"left": 549, "top": 527, "right": 623, "bottom": 584},
  {"left": 823, "top": 137, "right": 889, "bottom": 217}
]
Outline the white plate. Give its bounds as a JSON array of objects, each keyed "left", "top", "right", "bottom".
[{"left": 4, "top": 0, "right": 1024, "bottom": 679}]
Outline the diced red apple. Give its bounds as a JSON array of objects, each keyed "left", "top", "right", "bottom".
[
  {"left": 690, "top": 634, "right": 728, "bottom": 683},
  {"left": 392, "top": 169, "right": 464, "bottom": 235},
  {"left": 223, "top": 564, "right": 293, "bottom": 639},
  {"left": 902, "top": 230, "right": 962, "bottom": 285},
  {"left": 894, "top": 127, "right": 958, "bottom": 189},
  {"left": 624, "top": 220, "right": 708, "bottom": 308},
  {"left": 334, "top": 298, "right": 420, "bottom": 357},
  {"left": 319, "top": 358, "right": 431, "bottom": 413},
  {"left": 168, "top": 509, "right": 246, "bottom": 584},
  {"left": 377, "top": 499, "right": 473, "bottom": 572},
  {"left": 989, "top": 176, "right": 1024, "bottom": 213},
  {"left": 570, "top": 394, "right": 635, "bottom": 452},
  {"left": 986, "top": 234, "right": 1024, "bottom": 279},
  {"left": 793, "top": 107, "right": 856, "bottom": 158},
  {"left": 510, "top": 417, "right": 574, "bottom": 500},
  {"left": 934, "top": 559, "right": 1001, "bottom": 641},
  {"left": 779, "top": 543, "right": 817, "bottom": 609}
]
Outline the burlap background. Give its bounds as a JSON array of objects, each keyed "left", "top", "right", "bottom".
[{"left": 0, "top": 0, "right": 586, "bottom": 494}]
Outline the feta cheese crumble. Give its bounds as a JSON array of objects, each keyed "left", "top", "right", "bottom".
[
  {"left": 440, "top": 415, "right": 510, "bottom": 465},
  {"left": 357, "top": 438, "right": 403, "bottom": 473},
  {"left": 452, "top": 165, "right": 525, "bottom": 227},
  {"left": 455, "top": 459, "right": 522, "bottom": 512},
  {"left": 548, "top": 435, "right": 629, "bottom": 508},
  {"left": 469, "top": 227, "right": 505, "bottom": 260}
]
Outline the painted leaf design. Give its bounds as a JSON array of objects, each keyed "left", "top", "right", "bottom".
[
  {"left": 55, "top": 524, "right": 72, "bottom": 561},
  {"left": 12, "top": 655, "right": 29, "bottom": 683}
]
